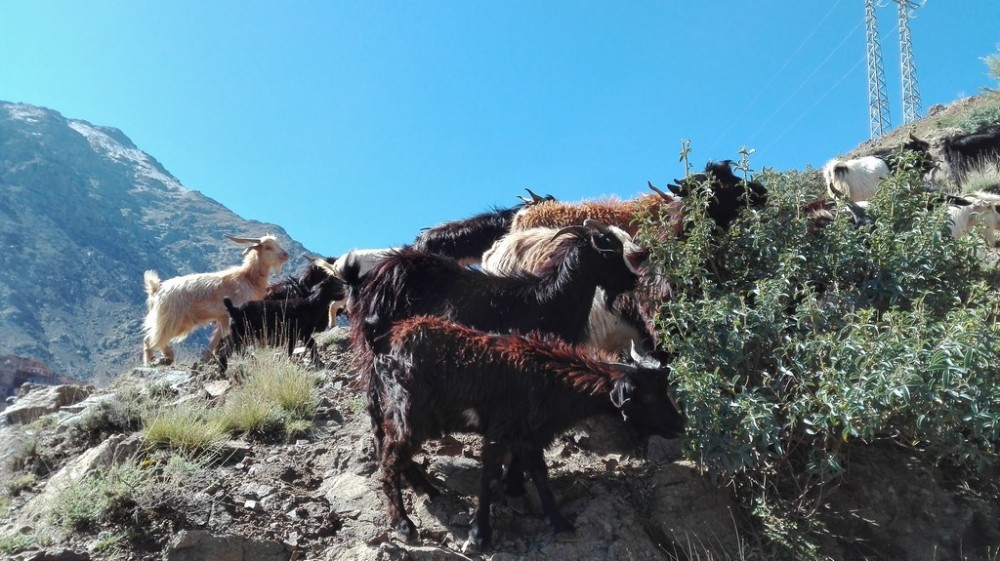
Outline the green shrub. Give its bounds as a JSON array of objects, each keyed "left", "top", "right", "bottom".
[{"left": 636, "top": 153, "right": 1000, "bottom": 557}]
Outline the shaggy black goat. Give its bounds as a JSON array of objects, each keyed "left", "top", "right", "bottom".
[
  {"left": 412, "top": 188, "right": 555, "bottom": 266},
  {"left": 217, "top": 258, "right": 343, "bottom": 370},
  {"left": 370, "top": 315, "right": 684, "bottom": 549},
  {"left": 340, "top": 219, "right": 648, "bottom": 377}
]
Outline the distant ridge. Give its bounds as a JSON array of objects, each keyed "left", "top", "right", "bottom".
[{"left": 0, "top": 101, "right": 311, "bottom": 381}]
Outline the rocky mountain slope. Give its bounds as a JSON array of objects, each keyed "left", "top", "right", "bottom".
[
  {"left": 0, "top": 102, "right": 310, "bottom": 382},
  {"left": 1, "top": 335, "right": 996, "bottom": 561}
]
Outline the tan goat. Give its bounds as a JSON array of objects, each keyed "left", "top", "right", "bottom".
[{"left": 142, "top": 235, "right": 289, "bottom": 365}]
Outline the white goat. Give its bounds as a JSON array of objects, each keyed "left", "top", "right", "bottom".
[
  {"left": 823, "top": 134, "right": 935, "bottom": 202},
  {"left": 142, "top": 235, "right": 290, "bottom": 365},
  {"left": 823, "top": 156, "right": 890, "bottom": 202},
  {"left": 481, "top": 226, "right": 649, "bottom": 355},
  {"left": 948, "top": 192, "right": 1000, "bottom": 247}
]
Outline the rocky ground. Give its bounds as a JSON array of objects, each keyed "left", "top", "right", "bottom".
[{"left": 0, "top": 329, "right": 998, "bottom": 561}]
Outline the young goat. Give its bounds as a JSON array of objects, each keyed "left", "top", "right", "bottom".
[
  {"left": 370, "top": 315, "right": 684, "bottom": 549},
  {"left": 142, "top": 235, "right": 289, "bottom": 365},
  {"left": 339, "top": 219, "right": 648, "bottom": 379},
  {"left": 412, "top": 188, "right": 555, "bottom": 266},
  {"left": 217, "top": 258, "right": 344, "bottom": 370}
]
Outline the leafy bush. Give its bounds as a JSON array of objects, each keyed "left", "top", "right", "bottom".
[{"left": 636, "top": 153, "right": 1000, "bottom": 557}]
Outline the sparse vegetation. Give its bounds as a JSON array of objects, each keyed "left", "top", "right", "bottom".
[
  {"left": 49, "top": 461, "right": 146, "bottom": 531},
  {"left": 637, "top": 150, "right": 1000, "bottom": 558},
  {"left": 3, "top": 473, "right": 36, "bottom": 496},
  {"left": 142, "top": 402, "right": 229, "bottom": 454}
]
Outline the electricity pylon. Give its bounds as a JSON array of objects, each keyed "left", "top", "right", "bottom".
[
  {"left": 896, "top": 0, "right": 924, "bottom": 124},
  {"left": 865, "top": 0, "right": 891, "bottom": 139}
]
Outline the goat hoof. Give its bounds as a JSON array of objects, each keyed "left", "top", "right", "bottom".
[
  {"left": 464, "top": 524, "right": 490, "bottom": 553},
  {"left": 393, "top": 519, "right": 417, "bottom": 543}
]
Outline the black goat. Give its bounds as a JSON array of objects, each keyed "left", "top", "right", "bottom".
[
  {"left": 412, "top": 188, "right": 555, "bottom": 266},
  {"left": 939, "top": 126, "right": 1000, "bottom": 187},
  {"left": 265, "top": 255, "right": 340, "bottom": 301},
  {"left": 662, "top": 160, "right": 768, "bottom": 229},
  {"left": 340, "top": 219, "right": 648, "bottom": 376},
  {"left": 370, "top": 315, "right": 684, "bottom": 549},
  {"left": 217, "top": 259, "right": 343, "bottom": 370}
]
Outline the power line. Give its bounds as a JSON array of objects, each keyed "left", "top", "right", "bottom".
[
  {"left": 705, "top": 0, "right": 846, "bottom": 156},
  {"left": 745, "top": 17, "right": 865, "bottom": 148}
]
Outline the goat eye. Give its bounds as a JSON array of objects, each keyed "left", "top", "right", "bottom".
[{"left": 594, "top": 234, "right": 616, "bottom": 251}]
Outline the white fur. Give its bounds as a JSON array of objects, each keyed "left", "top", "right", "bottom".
[
  {"left": 948, "top": 193, "right": 1000, "bottom": 247},
  {"left": 823, "top": 156, "right": 890, "bottom": 202},
  {"left": 142, "top": 235, "right": 289, "bottom": 365}
]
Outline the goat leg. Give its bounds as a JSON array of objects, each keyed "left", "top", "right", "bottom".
[
  {"left": 524, "top": 447, "right": 574, "bottom": 534},
  {"left": 469, "top": 440, "right": 504, "bottom": 550},
  {"left": 380, "top": 441, "right": 418, "bottom": 542},
  {"left": 403, "top": 464, "right": 441, "bottom": 498}
]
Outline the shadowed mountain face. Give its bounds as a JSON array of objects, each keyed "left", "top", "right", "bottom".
[{"left": 0, "top": 102, "right": 310, "bottom": 380}]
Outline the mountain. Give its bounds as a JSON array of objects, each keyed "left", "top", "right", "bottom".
[{"left": 0, "top": 101, "right": 311, "bottom": 380}]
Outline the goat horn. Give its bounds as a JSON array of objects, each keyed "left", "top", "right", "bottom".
[
  {"left": 525, "top": 188, "right": 547, "bottom": 202},
  {"left": 225, "top": 235, "right": 261, "bottom": 244},
  {"left": 647, "top": 181, "right": 672, "bottom": 200},
  {"left": 583, "top": 218, "right": 611, "bottom": 233},
  {"left": 552, "top": 225, "right": 587, "bottom": 241}
]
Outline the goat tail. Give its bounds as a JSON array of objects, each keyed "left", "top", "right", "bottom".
[{"left": 143, "top": 270, "right": 161, "bottom": 308}]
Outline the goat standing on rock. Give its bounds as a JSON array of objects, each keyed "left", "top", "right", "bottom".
[
  {"left": 370, "top": 315, "right": 685, "bottom": 550},
  {"left": 141, "top": 235, "right": 289, "bottom": 366}
]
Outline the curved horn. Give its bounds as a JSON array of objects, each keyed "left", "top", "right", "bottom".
[
  {"left": 647, "top": 181, "right": 673, "bottom": 200},
  {"left": 583, "top": 218, "right": 611, "bottom": 233},
  {"left": 225, "top": 235, "right": 261, "bottom": 244},
  {"left": 630, "top": 341, "right": 662, "bottom": 369},
  {"left": 552, "top": 225, "right": 588, "bottom": 241},
  {"left": 525, "top": 188, "right": 548, "bottom": 202}
]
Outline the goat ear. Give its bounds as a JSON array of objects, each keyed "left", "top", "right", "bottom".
[
  {"left": 629, "top": 342, "right": 661, "bottom": 369},
  {"left": 610, "top": 378, "right": 636, "bottom": 408}
]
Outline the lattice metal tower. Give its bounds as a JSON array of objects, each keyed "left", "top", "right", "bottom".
[
  {"left": 896, "top": 0, "right": 924, "bottom": 124},
  {"left": 865, "top": 0, "right": 891, "bottom": 139}
]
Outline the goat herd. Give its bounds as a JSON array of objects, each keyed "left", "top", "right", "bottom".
[{"left": 139, "top": 131, "right": 999, "bottom": 549}]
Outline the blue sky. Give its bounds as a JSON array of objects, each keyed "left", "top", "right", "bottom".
[{"left": 3, "top": 2, "right": 998, "bottom": 257}]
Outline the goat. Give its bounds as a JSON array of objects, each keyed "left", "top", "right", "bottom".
[
  {"left": 412, "top": 188, "right": 555, "bottom": 266},
  {"left": 339, "top": 219, "right": 648, "bottom": 384},
  {"left": 370, "top": 315, "right": 684, "bottom": 549},
  {"left": 510, "top": 184, "right": 676, "bottom": 236},
  {"left": 661, "top": 160, "right": 769, "bottom": 230},
  {"left": 939, "top": 126, "right": 1000, "bottom": 187},
  {"left": 823, "top": 133, "right": 935, "bottom": 202},
  {"left": 142, "top": 235, "right": 289, "bottom": 366},
  {"left": 946, "top": 191, "right": 1000, "bottom": 246},
  {"left": 481, "top": 225, "right": 652, "bottom": 355},
  {"left": 331, "top": 247, "right": 399, "bottom": 280},
  {"left": 217, "top": 258, "right": 342, "bottom": 370},
  {"left": 266, "top": 255, "right": 347, "bottom": 331}
]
